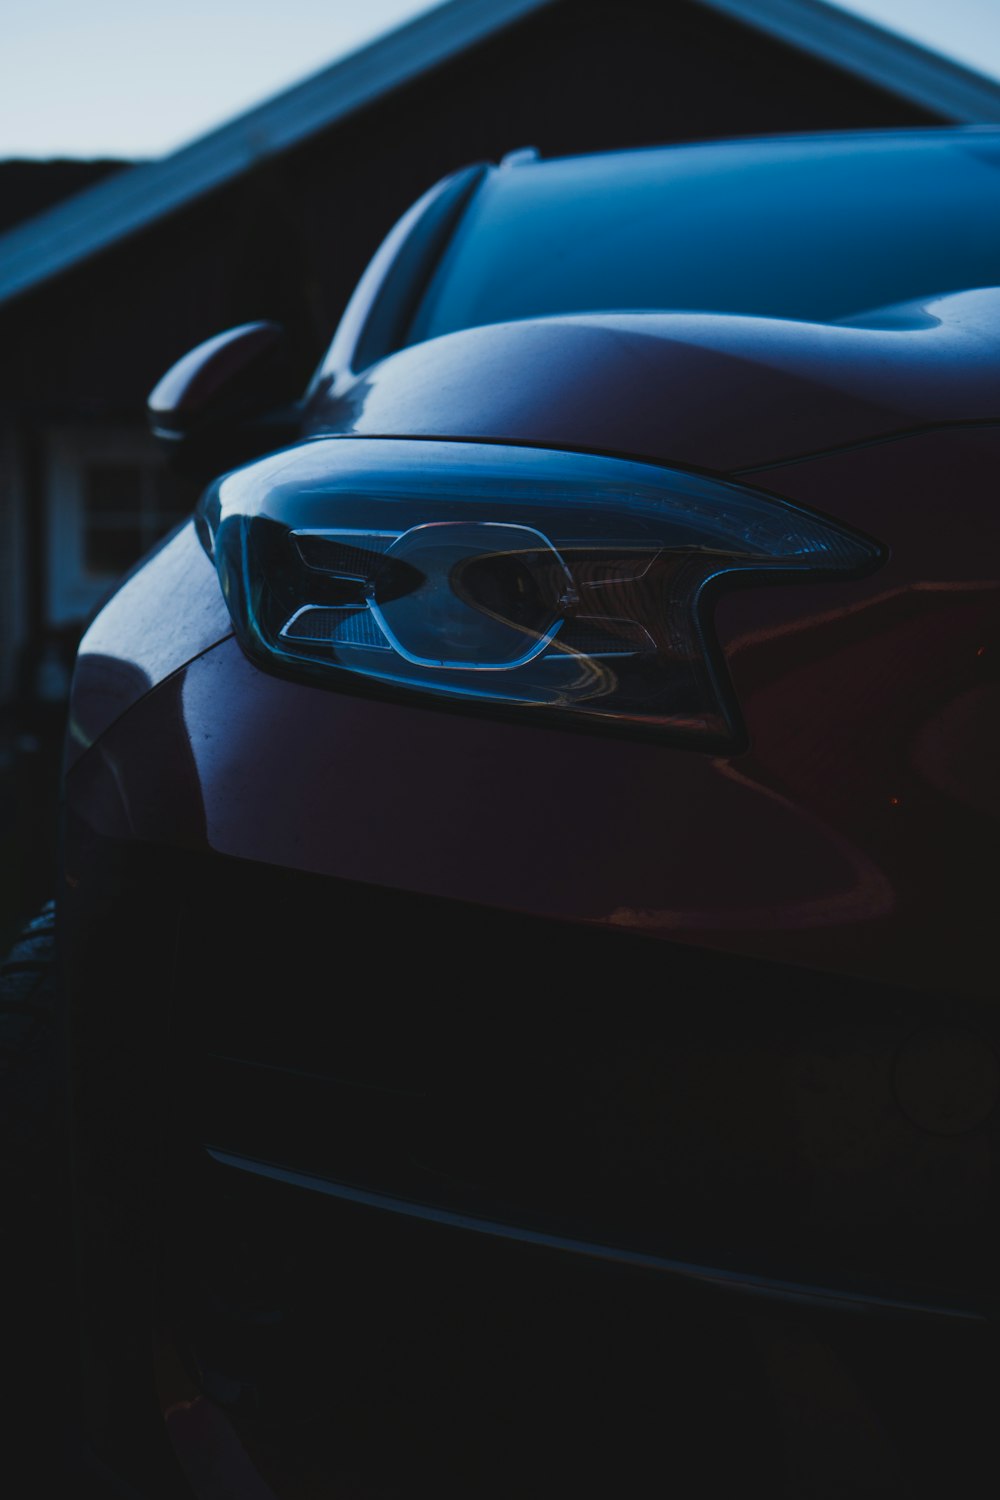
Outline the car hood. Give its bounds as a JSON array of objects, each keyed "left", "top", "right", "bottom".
[{"left": 306, "top": 287, "right": 1000, "bottom": 474}]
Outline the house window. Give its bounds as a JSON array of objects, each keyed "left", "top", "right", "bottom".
[
  {"left": 46, "top": 426, "right": 193, "bottom": 627},
  {"left": 83, "top": 462, "right": 184, "bottom": 575},
  {"left": 83, "top": 464, "right": 143, "bottom": 573}
]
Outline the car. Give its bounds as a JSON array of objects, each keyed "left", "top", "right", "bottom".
[{"left": 42, "top": 127, "right": 1000, "bottom": 1495}]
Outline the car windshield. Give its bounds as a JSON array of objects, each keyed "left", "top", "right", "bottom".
[{"left": 407, "top": 132, "right": 1000, "bottom": 342}]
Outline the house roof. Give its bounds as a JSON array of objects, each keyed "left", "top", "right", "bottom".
[{"left": 0, "top": 0, "right": 998, "bottom": 314}]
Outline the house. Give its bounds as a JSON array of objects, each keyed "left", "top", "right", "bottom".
[{"left": 1, "top": 0, "right": 997, "bottom": 711}]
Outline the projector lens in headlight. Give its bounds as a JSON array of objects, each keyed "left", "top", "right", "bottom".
[{"left": 197, "top": 438, "right": 881, "bottom": 746}]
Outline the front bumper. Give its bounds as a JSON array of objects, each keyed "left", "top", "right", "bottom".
[
  {"left": 60, "top": 810, "right": 1000, "bottom": 1495},
  {"left": 60, "top": 474, "right": 1000, "bottom": 1490}
]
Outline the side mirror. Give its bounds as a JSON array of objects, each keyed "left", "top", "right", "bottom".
[{"left": 148, "top": 322, "right": 301, "bottom": 474}]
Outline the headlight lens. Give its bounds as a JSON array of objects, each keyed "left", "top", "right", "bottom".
[{"left": 198, "top": 438, "right": 881, "bottom": 746}]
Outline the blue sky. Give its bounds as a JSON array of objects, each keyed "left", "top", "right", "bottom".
[
  {"left": 1, "top": 1, "right": 998, "bottom": 160},
  {"left": 834, "top": 0, "right": 1000, "bottom": 76},
  {"left": 0, "top": 0, "right": 446, "bottom": 158}
]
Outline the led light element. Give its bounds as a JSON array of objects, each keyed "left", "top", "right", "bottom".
[
  {"left": 198, "top": 438, "right": 882, "bottom": 746},
  {"left": 370, "top": 521, "right": 572, "bottom": 669}
]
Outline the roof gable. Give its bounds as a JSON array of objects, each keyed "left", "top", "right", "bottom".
[{"left": 0, "top": 0, "right": 998, "bottom": 313}]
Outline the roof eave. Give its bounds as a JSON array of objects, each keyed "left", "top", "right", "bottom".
[{"left": 0, "top": 0, "right": 553, "bottom": 312}]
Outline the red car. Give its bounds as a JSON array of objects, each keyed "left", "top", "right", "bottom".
[{"left": 16, "top": 127, "right": 1000, "bottom": 1496}]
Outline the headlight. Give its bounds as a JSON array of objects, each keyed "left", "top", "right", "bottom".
[{"left": 197, "top": 438, "right": 881, "bottom": 747}]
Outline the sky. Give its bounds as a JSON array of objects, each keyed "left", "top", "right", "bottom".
[
  {"left": 833, "top": 0, "right": 1000, "bottom": 77},
  {"left": 1, "top": 0, "right": 999, "bottom": 161},
  {"left": 0, "top": 0, "right": 446, "bottom": 159}
]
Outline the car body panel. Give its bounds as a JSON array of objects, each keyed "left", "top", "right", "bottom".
[
  {"left": 304, "top": 293, "right": 1000, "bottom": 477},
  {"left": 65, "top": 520, "right": 231, "bottom": 772},
  {"left": 64, "top": 427, "right": 1000, "bottom": 997}
]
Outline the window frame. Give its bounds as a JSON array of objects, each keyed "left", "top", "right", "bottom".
[{"left": 45, "top": 425, "right": 171, "bottom": 626}]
